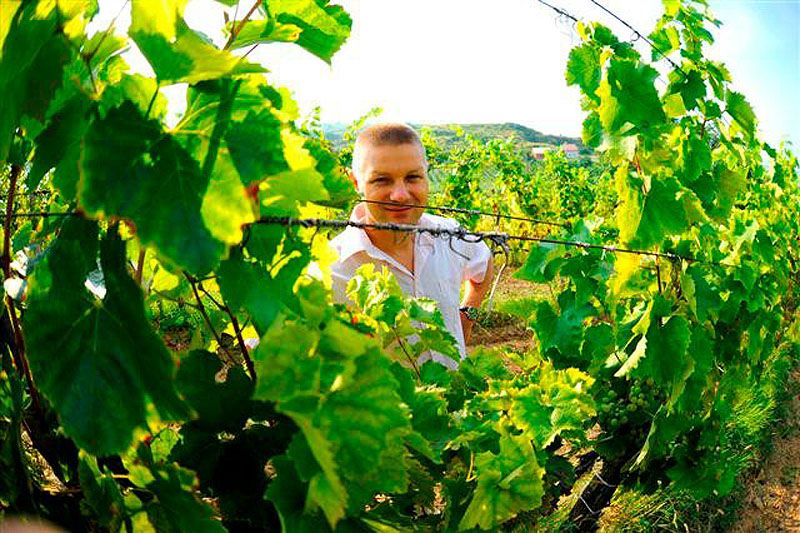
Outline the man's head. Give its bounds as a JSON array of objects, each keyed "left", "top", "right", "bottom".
[{"left": 351, "top": 123, "right": 429, "bottom": 225}]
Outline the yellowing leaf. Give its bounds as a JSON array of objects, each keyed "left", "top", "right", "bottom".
[
  {"left": 609, "top": 253, "right": 641, "bottom": 297},
  {"left": 0, "top": 2, "right": 22, "bottom": 58},
  {"left": 130, "top": 0, "right": 188, "bottom": 41},
  {"left": 663, "top": 93, "right": 686, "bottom": 118},
  {"left": 200, "top": 154, "right": 255, "bottom": 244}
]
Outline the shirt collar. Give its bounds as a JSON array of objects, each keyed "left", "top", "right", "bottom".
[{"left": 335, "top": 204, "right": 437, "bottom": 263}]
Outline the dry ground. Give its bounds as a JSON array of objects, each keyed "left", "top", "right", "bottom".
[{"left": 731, "top": 372, "right": 800, "bottom": 532}]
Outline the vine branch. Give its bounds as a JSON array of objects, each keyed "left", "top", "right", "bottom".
[
  {"left": 135, "top": 248, "right": 146, "bottom": 285},
  {"left": 3, "top": 164, "right": 40, "bottom": 412},
  {"left": 392, "top": 329, "right": 421, "bottom": 380},
  {"left": 184, "top": 273, "right": 223, "bottom": 350},
  {"left": 224, "top": 0, "right": 262, "bottom": 50},
  {"left": 195, "top": 281, "right": 256, "bottom": 381}
]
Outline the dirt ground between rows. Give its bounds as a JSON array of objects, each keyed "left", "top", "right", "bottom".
[{"left": 731, "top": 372, "right": 800, "bottom": 532}]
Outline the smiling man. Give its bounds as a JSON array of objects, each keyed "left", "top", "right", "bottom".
[{"left": 330, "top": 123, "right": 494, "bottom": 369}]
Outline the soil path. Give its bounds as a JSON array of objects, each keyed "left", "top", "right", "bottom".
[{"left": 731, "top": 374, "right": 800, "bottom": 532}]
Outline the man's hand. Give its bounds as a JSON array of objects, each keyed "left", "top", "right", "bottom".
[{"left": 460, "top": 256, "right": 494, "bottom": 345}]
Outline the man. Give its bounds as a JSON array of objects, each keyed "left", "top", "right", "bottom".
[{"left": 330, "top": 123, "right": 494, "bottom": 369}]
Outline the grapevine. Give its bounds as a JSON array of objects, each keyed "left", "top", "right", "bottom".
[{"left": 0, "top": 0, "right": 798, "bottom": 531}]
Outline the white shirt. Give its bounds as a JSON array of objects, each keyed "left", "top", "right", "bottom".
[{"left": 329, "top": 207, "right": 492, "bottom": 368}]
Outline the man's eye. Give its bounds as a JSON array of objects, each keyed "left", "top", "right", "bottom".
[{"left": 407, "top": 175, "right": 421, "bottom": 181}]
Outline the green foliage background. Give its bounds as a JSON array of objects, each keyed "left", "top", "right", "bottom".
[{"left": 0, "top": 0, "right": 798, "bottom": 532}]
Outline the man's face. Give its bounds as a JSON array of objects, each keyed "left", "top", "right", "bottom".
[{"left": 356, "top": 142, "right": 429, "bottom": 225}]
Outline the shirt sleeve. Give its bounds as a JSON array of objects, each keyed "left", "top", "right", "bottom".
[{"left": 461, "top": 239, "right": 492, "bottom": 283}]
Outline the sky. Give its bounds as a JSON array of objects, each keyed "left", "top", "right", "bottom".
[{"left": 90, "top": 0, "right": 799, "bottom": 149}]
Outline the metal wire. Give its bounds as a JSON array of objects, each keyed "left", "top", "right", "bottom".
[
  {"left": 354, "top": 199, "right": 570, "bottom": 229},
  {"left": 0, "top": 211, "right": 76, "bottom": 220},
  {"left": 586, "top": 0, "right": 687, "bottom": 76},
  {"left": 255, "top": 215, "right": 728, "bottom": 267}
]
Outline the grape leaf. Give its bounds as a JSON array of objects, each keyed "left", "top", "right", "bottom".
[
  {"left": 601, "top": 58, "right": 666, "bottom": 133},
  {"left": 460, "top": 430, "right": 545, "bottom": 531},
  {"left": 0, "top": 2, "right": 71, "bottom": 161},
  {"left": 258, "top": 0, "right": 352, "bottom": 63},
  {"left": 130, "top": 1, "right": 265, "bottom": 85},
  {"left": 175, "top": 78, "right": 290, "bottom": 186},
  {"left": 630, "top": 176, "right": 688, "bottom": 248},
  {"left": 639, "top": 315, "right": 692, "bottom": 403},
  {"left": 80, "top": 100, "right": 224, "bottom": 274},
  {"left": 129, "top": 444, "right": 226, "bottom": 532},
  {"left": 217, "top": 248, "right": 308, "bottom": 333},
  {"left": 533, "top": 290, "right": 594, "bottom": 362},
  {"left": 669, "top": 69, "right": 705, "bottom": 111},
  {"left": 266, "top": 455, "right": 329, "bottom": 532},
  {"left": 725, "top": 90, "right": 756, "bottom": 139},
  {"left": 510, "top": 366, "right": 595, "bottom": 449},
  {"left": 28, "top": 93, "right": 91, "bottom": 191},
  {"left": 681, "top": 135, "right": 711, "bottom": 184},
  {"left": 565, "top": 43, "right": 601, "bottom": 103},
  {"left": 78, "top": 453, "right": 126, "bottom": 530},
  {"left": 24, "top": 219, "right": 188, "bottom": 455}
]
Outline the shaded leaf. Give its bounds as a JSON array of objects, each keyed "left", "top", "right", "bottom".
[
  {"left": 25, "top": 220, "right": 187, "bottom": 455},
  {"left": 80, "top": 100, "right": 223, "bottom": 274}
]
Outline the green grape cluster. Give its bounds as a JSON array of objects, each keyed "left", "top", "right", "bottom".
[{"left": 596, "top": 378, "right": 665, "bottom": 432}]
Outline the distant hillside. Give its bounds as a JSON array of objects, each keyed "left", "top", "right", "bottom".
[{"left": 321, "top": 122, "right": 585, "bottom": 152}]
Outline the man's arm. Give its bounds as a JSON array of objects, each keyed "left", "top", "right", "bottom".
[{"left": 460, "top": 256, "right": 494, "bottom": 345}]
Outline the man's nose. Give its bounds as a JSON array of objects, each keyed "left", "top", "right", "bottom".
[{"left": 388, "top": 182, "right": 411, "bottom": 202}]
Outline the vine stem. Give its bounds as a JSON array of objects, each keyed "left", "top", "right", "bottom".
[
  {"left": 228, "top": 312, "right": 256, "bottom": 381},
  {"left": 393, "top": 329, "right": 421, "bottom": 380},
  {"left": 195, "top": 281, "right": 256, "bottom": 381},
  {"left": 2, "top": 165, "right": 18, "bottom": 279},
  {"left": 184, "top": 273, "right": 224, "bottom": 350},
  {"left": 3, "top": 164, "right": 40, "bottom": 413},
  {"left": 656, "top": 258, "right": 663, "bottom": 294},
  {"left": 224, "top": 0, "right": 262, "bottom": 50},
  {"left": 135, "top": 248, "right": 146, "bottom": 285}
]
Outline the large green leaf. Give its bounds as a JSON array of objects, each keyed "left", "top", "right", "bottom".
[
  {"left": 172, "top": 78, "right": 293, "bottom": 243},
  {"left": 0, "top": 1, "right": 72, "bottom": 160},
  {"left": 28, "top": 93, "right": 92, "bottom": 191},
  {"left": 175, "top": 77, "right": 290, "bottom": 184},
  {"left": 266, "top": 455, "right": 329, "bottom": 532},
  {"left": 78, "top": 453, "right": 126, "bottom": 530},
  {"left": 459, "top": 430, "right": 545, "bottom": 531},
  {"left": 231, "top": 0, "right": 352, "bottom": 63},
  {"left": 668, "top": 69, "right": 705, "bottom": 111},
  {"left": 217, "top": 248, "right": 308, "bottom": 333},
  {"left": 24, "top": 220, "right": 188, "bottom": 455},
  {"left": 533, "top": 290, "right": 594, "bottom": 362},
  {"left": 565, "top": 43, "right": 601, "bottom": 103},
  {"left": 725, "top": 90, "right": 756, "bottom": 139},
  {"left": 254, "top": 320, "right": 413, "bottom": 525},
  {"left": 599, "top": 58, "right": 666, "bottom": 133},
  {"left": 509, "top": 366, "right": 595, "bottom": 449},
  {"left": 626, "top": 176, "right": 689, "bottom": 248},
  {"left": 80, "top": 100, "right": 223, "bottom": 274},
  {"left": 130, "top": 0, "right": 265, "bottom": 84},
  {"left": 639, "top": 315, "right": 692, "bottom": 405}
]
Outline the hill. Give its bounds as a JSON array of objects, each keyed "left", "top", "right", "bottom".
[{"left": 321, "top": 122, "right": 584, "bottom": 152}]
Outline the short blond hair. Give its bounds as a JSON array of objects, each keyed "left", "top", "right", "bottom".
[{"left": 352, "top": 123, "right": 427, "bottom": 188}]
